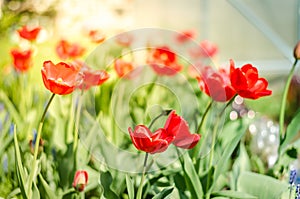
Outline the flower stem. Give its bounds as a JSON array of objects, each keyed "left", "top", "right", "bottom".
[
  {"left": 192, "top": 100, "right": 213, "bottom": 160},
  {"left": 73, "top": 92, "right": 83, "bottom": 153},
  {"left": 137, "top": 152, "right": 149, "bottom": 199},
  {"left": 205, "top": 97, "right": 234, "bottom": 198},
  {"left": 279, "top": 59, "right": 298, "bottom": 138},
  {"left": 196, "top": 100, "right": 213, "bottom": 134},
  {"left": 27, "top": 93, "right": 55, "bottom": 198},
  {"left": 148, "top": 109, "right": 171, "bottom": 130}
]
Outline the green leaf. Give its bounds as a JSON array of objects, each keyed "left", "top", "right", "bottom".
[
  {"left": 200, "top": 166, "right": 215, "bottom": 195},
  {"left": 237, "top": 171, "right": 288, "bottom": 199},
  {"left": 211, "top": 190, "right": 257, "bottom": 199},
  {"left": 182, "top": 152, "right": 203, "bottom": 198},
  {"left": 280, "top": 110, "right": 300, "bottom": 153},
  {"left": 38, "top": 174, "right": 57, "bottom": 199},
  {"left": 13, "top": 125, "right": 28, "bottom": 199},
  {"left": 32, "top": 182, "right": 40, "bottom": 199},
  {"left": 215, "top": 121, "right": 248, "bottom": 180},
  {"left": 99, "top": 170, "right": 119, "bottom": 199},
  {"left": 152, "top": 186, "right": 174, "bottom": 199},
  {"left": 125, "top": 175, "right": 135, "bottom": 199}
]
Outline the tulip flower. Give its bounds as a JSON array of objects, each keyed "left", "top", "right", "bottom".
[
  {"left": 175, "top": 30, "right": 195, "bottom": 43},
  {"left": 17, "top": 25, "right": 41, "bottom": 41},
  {"left": 115, "top": 32, "right": 134, "bottom": 47},
  {"left": 114, "top": 59, "right": 134, "bottom": 78},
  {"left": 72, "top": 170, "right": 88, "bottom": 192},
  {"left": 56, "top": 40, "right": 85, "bottom": 60},
  {"left": 128, "top": 125, "right": 175, "bottom": 154},
  {"left": 189, "top": 40, "right": 218, "bottom": 58},
  {"left": 164, "top": 110, "right": 200, "bottom": 149},
  {"left": 41, "top": 61, "right": 82, "bottom": 95},
  {"left": 79, "top": 67, "right": 110, "bottom": 90},
  {"left": 147, "top": 46, "right": 183, "bottom": 76},
  {"left": 88, "top": 30, "right": 106, "bottom": 43},
  {"left": 197, "top": 65, "right": 236, "bottom": 102},
  {"left": 10, "top": 48, "right": 33, "bottom": 72},
  {"left": 294, "top": 41, "right": 300, "bottom": 60},
  {"left": 230, "top": 59, "right": 272, "bottom": 99}
]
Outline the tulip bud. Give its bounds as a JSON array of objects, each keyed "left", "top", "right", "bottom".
[
  {"left": 72, "top": 170, "right": 88, "bottom": 192},
  {"left": 294, "top": 41, "right": 300, "bottom": 59}
]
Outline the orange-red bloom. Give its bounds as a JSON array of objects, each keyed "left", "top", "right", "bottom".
[
  {"left": 147, "top": 46, "right": 183, "bottom": 76},
  {"left": 129, "top": 125, "right": 174, "bottom": 154},
  {"left": 197, "top": 65, "right": 236, "bottom": 102},
  {"left": 115, "top": 32, "right": 134, "bottom": 47},
  {"left": 41, "top": 61, "right": 82, "bottom": 95},
  {"left": 17, "top": 25, "right": 41, "bottom": 41},
  {"left": 175, "top": 30, "right": 195, "bottom": 43},
  {"left": 114, "top": 59, "right": 134, "bottom": 78},
  {"left": 78, "top": 64, "right": 109, "bottom": 90},
  {"left": 189, "top": 40, "right": 218, "bottom": 58},
  {"left": 11, "top": 48, "right": 33, "bottom": 72},
  {"left": 129, "top": 111, "right": 200, "bottom": 153},
  {"left": 56, "top": 40, "right": 85, "bottom": 60},
  {"left": 88, "top": 30, "right": 106, "bottom": 43},
  {"left": 230, "top": 59, "right": 272, "bottom": 99},
  {"left": 72, "top": 170, "right": 88, "bottom": 192},
  {"left": 164, "top": 111, "right": 200, "bottom": 149}
]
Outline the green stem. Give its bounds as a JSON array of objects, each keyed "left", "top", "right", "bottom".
[
  {"left": 136, "top": 153, "right": 149, "bottom": 199},
  {"left": 279, "top": 59, "right": 298, "bottom": 139},
  {"left": 205, "top": 97, "right": 235, "bottom": 198},
  {"left": 148, "top": 109, "right": 171, "bottom": 130},
  {"left": 196, "top": 100, "right": 213, "bottom": 135},
  {"left": 73, "top": 92, "right": 83, "bottom": 153},
  {"left": 192, "top": 100, "right": 213, "bottom": 160},
  {"left": 27, "top": 93, "right": 55, "bottom": 198}
]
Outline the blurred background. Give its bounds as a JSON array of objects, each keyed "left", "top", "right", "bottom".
[{"left": 0, "top": 0, "right": 299, "bottom": 118}]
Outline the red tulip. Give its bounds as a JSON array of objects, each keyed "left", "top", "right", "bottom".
[
  {"left": 56, "top": 40, "right": 85, "bottom": 60},
  {"left": 88, "top": 30, "right": 105, "bottom": 43},
  {"left": 77, "top": 63, "right": 110, "bottom": 90},
  {"left": 115, "top": 32, "right": 134, "bottom": 47},
  {"left": 164, "top": 111, "right": 200, "bottom": 149},
  {"left": 189, "top": 40, "right": 218, "bottom": 58},
  {"left": 197, "top": 65, "right": 237, "bottom": 102},
  {"left": 41, "top": 61, "right": 82, "bottom": 95},
  {"left": 17, "top": 26, "right": 41, "bottom": 41},
  {"left": 128, "top": 125, "right": 175, "bottom": 154},
  {"left": 72, "top": 170, "right": 88, "bottom": 192},
  {"left": 176, "top": 30, "right": 195, "bottom": 43},
  {"left": 147, "top": 46, "right": 183, "bottom": 76},
  {"left": 11, "top": 48, "right": 33, "bottom": 72},
  {"left": 230, "top": 59, "right": 272, "bottom": 99},
  {"left": 114, "top": 59, "right": 134, "bottom": 78}
]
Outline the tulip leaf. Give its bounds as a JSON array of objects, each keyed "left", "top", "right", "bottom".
[
  {"left": 214, "top": 120, "right": 248, "bottom": 180},
  {"left": 211, "top": 190, "right": 257, "bottom": 199},
  {"left": 152, "top": 186, "right": 174, "bottom": 199},
  {"left": 13, "top": 125, "right": 28, "bottom": 199},
  {"left": 125, "top": 175, "right": 135, "bottom": 199},
  {"left": 32, "top": 181, "right": 40, "bottom": 199},
  {"left": 38, "top": 174, "right": 57, "bottom": 199},
  {"left": 99, "top": 170, "right": 119, "bottom": 199},
  {"left": 280, "top": 110, "right": 300, "bottom": 154},
  {"left": 237, "top": 171, "right": 288, "bottom": 199},
  {"left": 182, "top": 152, "right": 203, "bottom": 198}
]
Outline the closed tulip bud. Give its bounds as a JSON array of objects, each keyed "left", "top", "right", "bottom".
[
  {"left": 294, "top": 41, "right": 300, "bottom": 60},
  {"left": 72, "top": 170, "right": 88, "bottom": 192}
]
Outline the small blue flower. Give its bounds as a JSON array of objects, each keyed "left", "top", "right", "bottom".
[
  {"left": 290, "top": 169, "right": 297, "bottom": 185},
  {"left": 9, "top": 124, "right": 14, "bottom": 136},
  {"left": 295, "top": 184, "right": 300, "bottom": 199},
  {"left": 2, "top": 154, "right": 8, "bottom": 173}
]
